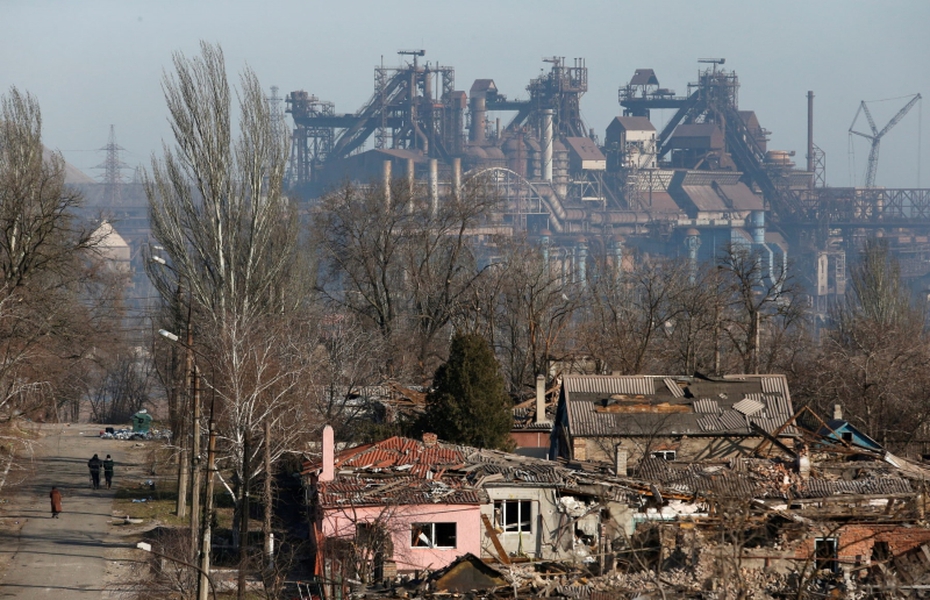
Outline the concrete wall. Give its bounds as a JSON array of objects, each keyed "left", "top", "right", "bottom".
[
  {"left": 481, "top": 485, "right": 634, "bottom": 563},
  {"left": 322, "top": 503, "right": 481, "bottom": 572}
]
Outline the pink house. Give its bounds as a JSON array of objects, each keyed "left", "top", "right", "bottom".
[{"left": 304, "top": 428, "right": 486, "bottom": 590}]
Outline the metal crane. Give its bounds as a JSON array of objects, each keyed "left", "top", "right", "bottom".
[{"left": 849, "top": 93, "right": 921, "bottom": 187}]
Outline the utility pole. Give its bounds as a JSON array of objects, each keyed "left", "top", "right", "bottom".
[
  {"left": 238, "top": 433, "right": 251, "bottom": 599},
  {"left": 190, "top": 364, "right": 202, "bottom": 561},
  {"left": 199, "top": 418, "right": 217, "bottom": 600},
  {"left": 263, "top": 419, "right": 273, "bottom": 573},
  {"left": 176, "top": 313, "right": 193, "bottom": 521}
]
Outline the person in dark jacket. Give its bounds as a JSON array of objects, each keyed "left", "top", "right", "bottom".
[
  {"left": 50, "top": 487, "right": 62, "bottom": 518},
  {"left": 103, "top": 455, "right": 115, "bottom": 489},
  {"left": 88, "top": 454, "right": 102, "bottom": 489}
]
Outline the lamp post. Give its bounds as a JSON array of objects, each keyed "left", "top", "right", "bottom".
[
  {"left": 136, "top": 542, "right": 217, "bottom": 600},
  {"left": 159, "top": 328, "right": 218, "bottom": 600},
  {"left": 151, "top": 255, "right": 192, "bottom": 522}
]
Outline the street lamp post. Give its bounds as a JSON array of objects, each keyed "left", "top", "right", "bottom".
[
  {"left": 159, "top": 329, "right": 218, "bottom": 600},
  {"left": 151, "top": 255, "right": 192, "bottom": 522}
]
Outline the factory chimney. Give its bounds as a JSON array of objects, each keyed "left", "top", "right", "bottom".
[
  {"left": 453, "top": 157, "right": 462, "bottom": 200},
  {"left": 542, "top": 109, "right": 554, "bottom": 182},
  {"left": 807, "top": 91, "right": 814, "bottom": 174},
  {"left": 429, "top": 158, "right": 439, "bottom": 215},
  {"left": 382, "top": 160, "right": 392, "bottom": 207},
  {"left": 469, "top": 91, "right": 487, "bottom": 143}
]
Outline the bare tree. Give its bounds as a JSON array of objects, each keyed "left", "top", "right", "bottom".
[
  {"left": 0, "top": 87, "right": 117, "bottom": 423},
  {"left": 805, "top": 238, "right": 930, "bottom": 449},
  {"left": 716, "top": 243, "right": 802, "bottom": 375},
  {"left": 479, "top": 236, "right": 580, "bottom": 393},
  {"left": 314, "top": 177, "right": 498, "bottom": 382},
  {"left": 144, "top": 41, "right": 311, "bottom": 594},
  {"left": 578, "top": 251, "right": 688, "bottom": 375}
]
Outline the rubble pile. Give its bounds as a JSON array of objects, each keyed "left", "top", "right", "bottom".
[{"left": 99, "top": 427, "right": 171, "bottom": 441}]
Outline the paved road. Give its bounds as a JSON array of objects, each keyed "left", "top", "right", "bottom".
[{"left": 0, "top": 424, "right": 132, "bottom": 599}]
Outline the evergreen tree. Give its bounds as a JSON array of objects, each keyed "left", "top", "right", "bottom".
[{"left": 422, "top": 332, "right": 513, "bottom": 450}]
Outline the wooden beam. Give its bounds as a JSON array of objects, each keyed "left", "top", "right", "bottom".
[{"left": 481, "top": 514, "right": 511, "bottom": 565}]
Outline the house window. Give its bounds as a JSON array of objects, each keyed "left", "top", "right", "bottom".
[
  {"left": 815, "top": 537, "right": 838, "bottom": 573},
  {"left": 651, "top": 450, "right": 676, "bottom": 460},
  {"left": 495, "top": 500, "right": 532, "bottom": 533},
  {"left": 411, "top": 522, "right": 456, "bottom": 549}
]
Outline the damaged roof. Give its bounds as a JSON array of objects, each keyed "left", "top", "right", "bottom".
[
  {"left": 304, "top": 435, "right": 603, "bottom": 508},
  {"left": 561, "top": 374, "right": 797, "bottom": 438}
]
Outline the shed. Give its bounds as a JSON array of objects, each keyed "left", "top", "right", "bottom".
[
  {"left": 430, "top": 553, "right": 507, "bottom": 593},
  {"left": 131, "top": 410, "right": 153, "bottom": 433}
]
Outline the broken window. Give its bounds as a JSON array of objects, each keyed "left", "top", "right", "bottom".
[
  {"left": 495, "top": 500, "right": 532, "bottom": 533},
  {"left": 651, "top": 450, "right": 676, "bottom": 460},
  {"left": 411, "top": 522, "right": 456, "bottom": 548},
  {"left": 815, "top": 537, "right": 838, "bottom": 572}
]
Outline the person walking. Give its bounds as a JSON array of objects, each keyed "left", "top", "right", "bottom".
[
  {"left": 103, "top": 454, "right": 115, "bottom": 490},
  {"left": 50, "top": 486, "right": 62, "bottom": 518},
  {"left": 87, "top": 454, "right": 102, "bottom": 490}
]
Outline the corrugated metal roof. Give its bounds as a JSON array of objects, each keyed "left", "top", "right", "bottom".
[
  {"left": 563, "top": 375, "right": 655, "bottom": 396},
  {"left": 693, "top": 398, "right": 720, "bottom": 414},
  {"left": 733, "top": 398, "right": 765, "bottom": 417},
  {"left": 761, "top": 376, "right": 787, "bottom": 396},
  {"left": 698, "top": 414, "right": 726, "bottom": 432},
  {"left": 562, "top": 374, "right": 796, "bottom": 438},
  {"left": 719, "top": 410, "right": 748, "bottom": 431},
  {"left": 664, "top": 378, "right": 685, "bottom": 397}
]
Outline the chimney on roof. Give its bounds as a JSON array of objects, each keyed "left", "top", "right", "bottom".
[
  {"left": 833, "top": 404, "right": 843, "bottom": 420},
  {"left": 321, "top": 425, "right": 334, "bottom": 482},
  {"left": 615, "top": 448, "right": 628, "bottom": 477},
  {"left": 535, "top": 374, "right": 548, "bottom": 425},
  {"left": 422, "top": 432, "right": 438, "bottom": 447}
]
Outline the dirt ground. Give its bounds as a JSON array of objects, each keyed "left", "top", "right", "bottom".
[{"left": 0, "top": 421, "right": 166, "bottom": 598}]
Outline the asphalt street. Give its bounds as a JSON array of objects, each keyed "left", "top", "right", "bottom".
[{"left": 0, "top": 424, "right": 131, "bottom": 599}]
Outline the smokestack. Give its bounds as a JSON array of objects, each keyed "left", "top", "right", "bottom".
[
  {"left": 469, "top": 93, "right": 486, "bottom": 143},
  {"left": 613, "top": 236, "right": 623, "bottom": 279},
  {"left": 807, "top": 91, "right": 814, "bottom": 174},
  {"left": 383, "top": 160, "right": 392, "bottom": 208},
  {"left": 833, "top": 404, "right": 843, "bottom": 420},
  {"left": 406, "top": 158, "right": 416, "bottom": 209},
  {"left": 535, "top": 374, "right": 547, "bottom": 425},
  {"left": 429, "top": 158, "right": 439, "bottom": 215},
  {"left": 542, "top": 109, "right": 554, "bottom": 182},
  {"left": 422, "top": 432, "right": 438, "bottom": 447},
  {"left": 576, "top": 238, "right": 587, "bottom": 287},
  {"left": 321, "top": 425, "right": 334, "bottom": 482},
  {"left": 453, "top": 157, "right": 462, "bottom": 200}
]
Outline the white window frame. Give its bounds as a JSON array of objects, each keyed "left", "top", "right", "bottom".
[
  {"left": 651, "top": 450, "right": 676, "bottom": 460},
  {"left": 410, "top": 522, "right": 457, "bottom": 549},
  {"left": 494, "top": 499, "right": 533, "bottom": 534}
]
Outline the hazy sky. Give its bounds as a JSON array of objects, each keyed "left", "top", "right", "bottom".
[{"left": 3, "top": 0, "right": 928, "bottom": 188}]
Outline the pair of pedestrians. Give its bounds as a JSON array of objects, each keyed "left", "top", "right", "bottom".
[
  {"left": 87, "top": 453, "right": 115, "bottom": 490},
  {"left": 49, "top": 453, "right": 117, "bottom": 518}
]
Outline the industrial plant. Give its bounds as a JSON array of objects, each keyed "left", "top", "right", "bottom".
[{"left": 284, "top": 51, "right": 926, "bottom": 309}]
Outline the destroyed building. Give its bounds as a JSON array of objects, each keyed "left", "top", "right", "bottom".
[
  {"left": 550, "top": 373, "right": 797, "bottom": 469},
  {"left": 301, "top": 377, "right": 930, "bottom": 599}
]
